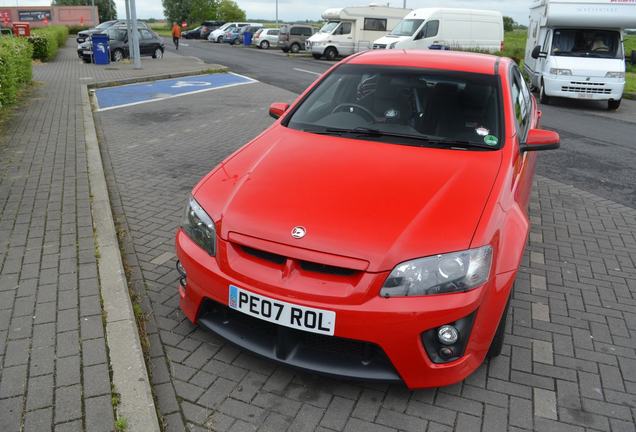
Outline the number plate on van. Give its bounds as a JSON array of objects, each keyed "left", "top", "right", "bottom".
[{"left": 228, "top": 285, "right": 335, "bottom": 335}]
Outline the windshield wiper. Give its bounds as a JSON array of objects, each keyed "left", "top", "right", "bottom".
[{"left": 312, "top": 127, "right": 497, "bottom": 150}]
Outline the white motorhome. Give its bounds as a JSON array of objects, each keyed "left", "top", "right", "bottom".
[
  {"left": 373, "top": 8, "right": 504, "bottom": 52},
  {"left": 307, "top": 5, "right": 410, "bottom": 60},
  {"left": 524, "top": 0, "right": 636, "bottom": 110}
]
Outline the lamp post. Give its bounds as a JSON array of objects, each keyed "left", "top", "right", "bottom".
[{"left": 276, "top": 0, "right": 278, "bottom": 26}]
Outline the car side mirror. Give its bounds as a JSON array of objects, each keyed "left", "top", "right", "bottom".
[
  {"left": 521, "top": 129, "right": 560, "bottom": 152},
  {"left": 531, "top": 45, "right": 547, "bottom": 59},
  {"left": 269, "top": 102, "right": 289, "bottom": 119}
]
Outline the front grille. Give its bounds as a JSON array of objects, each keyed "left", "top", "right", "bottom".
[
  {"left": 238, "top": 244, "right": 359, "bottom": 276},
  {"left": 241, "top": 245, "right": 286, "bottom": 265},
  {"left": 373, "top": 44, "right": 386, "bottom": 49},
  {"left": 299, "top": 260, "right": 357, "bottom": 276},
  {"left": 562, "top": 82, "right": 611, "bottom": 94},
  {"left": 197, "top": 298, "right": 399, "bottom": 382}
]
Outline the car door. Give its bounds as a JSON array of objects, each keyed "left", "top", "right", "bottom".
[
  {"left": 510, "top": 65, "right": 538, "bottom": 213},
  {"left": 139, "top": 29, "right": 155, "bottom": 55}
]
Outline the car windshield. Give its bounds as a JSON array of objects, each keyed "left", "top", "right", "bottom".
[
  {"left": 286, "top": 64, "right": 502, "bottom": 150},
  {"left": 551, "top": 29, "right": 622, "bottom": 59},
  {"left": 320, "top": 21, "right": 340, "bottom": 33},
  {"left": 390, "top": 19, "right": 425, "bottom": 37},
  {"left": 95, "top": 21, "right": 113, "bottom": 29}
]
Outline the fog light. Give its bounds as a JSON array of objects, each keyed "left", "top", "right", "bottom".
[
  {"left": 437, "top": 325, "right": 459, "bottom": 345},
  {"left": 176, "top": 260, "right": 187, "bottom": 288}
]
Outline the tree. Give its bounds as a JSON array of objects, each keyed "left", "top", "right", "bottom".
[
  {"left": 217, "top": 0, "right": 246, "bottom": 21},
  {"left": 162, "top": 0, "right": 219, "bottom": 25},
  {"left": 53, "top": 0, "right": 116, "bottom": 22},
  {"left": 502, "top": 16, "right": 515, "bottom": 33},
  {"left": 162, "top": 0, "right": 193, "bottom": 24}
]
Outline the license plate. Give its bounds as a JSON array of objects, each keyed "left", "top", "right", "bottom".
[
  {"left": 577, "top": 93, "right": 594, "bottom": 99},
  {"left": 83, "top": 50, "right": 92, "bottom": 55},
  {"left": 228, "top": 285, "right": 335, "bottom": 335}
]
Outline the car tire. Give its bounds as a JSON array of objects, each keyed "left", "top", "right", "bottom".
[
  {"left": 233, "top": 38, "right": 241, "bottom": 45},
  {"left": 260, "top": 40, "right": 269, "bottom": 49},
  {"left": 290, "top": 43, "right": 300, "bottom": 53},
  {"left": 152, "top": 47, "right": 163, "bottom": 59},
  {"left": 539, "top": 80, "right": 550, "bottom": 105},
  {"left": 112, "top": 49, "right": 124, "bottom": 62},
  {"left": 324, "top": 47, "right": 338, "bottom": 61},
  {"left": 82, "top": 57, "right": 91, "bottom": 64},
  {"left": 608, "top": 99, "right": 621, "bottom": 110},
  {"left": 217, "top": 36, "right": 223, "bottom": 43},
  {"left": 486, "top": 297, "right": 510, "bottom": 359},
  {"left": 312, "top": 53, "right": 322, "bottom": 60}
]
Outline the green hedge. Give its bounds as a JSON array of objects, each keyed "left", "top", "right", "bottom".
[
  {"left": 66, "top": 25, "right": 90, "bottom": 35},
  {"left": 29, "top": 25, "right": 69, "bottom": 61},
  {"left": 0, "top": 36, "right": 33, "bottom": 108}
]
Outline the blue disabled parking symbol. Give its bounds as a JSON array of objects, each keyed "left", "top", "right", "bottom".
[{"left": 94, "top": 72, "right": 256, "bottom": 111}]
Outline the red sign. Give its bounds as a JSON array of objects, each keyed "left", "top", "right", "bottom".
[{"left": 181, "top": 20, "right": 187, "bottom": 28}]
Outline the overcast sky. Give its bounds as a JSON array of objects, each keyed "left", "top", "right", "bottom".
[{"left": 0, "top": 0, "right": 533, "bottom": 25}]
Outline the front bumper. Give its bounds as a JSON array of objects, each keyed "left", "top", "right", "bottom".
[
  {"left": 176, "top": 230, "right": 515, "bottom": 389},
  {"left": 543, "top": 75, "right": 624, "bottom": 101}
]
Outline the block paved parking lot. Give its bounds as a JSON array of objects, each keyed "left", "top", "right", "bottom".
[{"left": 95, "top": 79, "right": 636, "bottom": 432}]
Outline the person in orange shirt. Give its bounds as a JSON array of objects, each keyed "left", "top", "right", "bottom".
[{"left": 171, "top": 22, "right": 181, "bottom": 50}]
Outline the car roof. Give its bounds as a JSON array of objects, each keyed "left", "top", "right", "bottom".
[{"left": 346, "top": 50, "right": 509, "bottom": 75}]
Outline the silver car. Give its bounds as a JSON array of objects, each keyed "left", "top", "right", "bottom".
[{"left": 253, "top": 28, "right": 279, "bottom": 49}]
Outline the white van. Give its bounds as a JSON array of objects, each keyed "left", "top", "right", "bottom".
[
  {"left": 307, "top": 5, "right": 410, "bottom": 60},
  {"left": 373, "top": 8, "right": 503, "bottom": 52},
  {"left": 208, "top": 22, "right": 261, "bottom": 43},
  {"left": 524, "top": 0, "right": 636, "bottom": 110}
]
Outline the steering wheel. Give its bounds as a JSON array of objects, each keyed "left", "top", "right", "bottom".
[{"left": 331, "top": 103, "right": 375, "bottom": 122}]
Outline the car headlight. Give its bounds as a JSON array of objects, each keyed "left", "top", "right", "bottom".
[
  {"left": 389, "top": 42, "right": 397, "bottom": 49},
  {"left": 181, "top": 196, "right": 216, "bottom": 255},
  {"left": 549, "top": 68, "right": 572, "bottom": 76},
  {"left": 380, "top": 246, "right": 492, "bottom": 297},
  {"left": 605, "top": 71, "right": 625, "bottom": 78}
]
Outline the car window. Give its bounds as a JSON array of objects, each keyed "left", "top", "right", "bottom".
[
  {"left": 140, "top": 29, "right": 154, "bottom": 40},
  {"left": 364, "top": 18, "right": 387, "bottom": 31},
  {"left": 303, "top": 28, "right": 313, "bottom": 36},
  {"left": 270, "top": 29, "right": 279, "bottom": 35},
  {"left": 291, "top": 27, "right": 302, "bottom": 36},
  {"left": 423, "top": 20, "right": 439, "bottom": 38},
  {"left": 287, "top": 64, "right": 503, "bottom": 149},
  {"left": 339, "top": 22, "right": 352, "bottom": 35},
  {"left": 511, "top": 67, "right": 530, "bottom": 137}
]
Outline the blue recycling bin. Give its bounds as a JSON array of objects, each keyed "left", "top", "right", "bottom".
[
  {"left": 92, "top": 33, "right": 110, "bottom": 65},
  {"left": 243, "top": 31, "right": 252, "bottom": 46}
]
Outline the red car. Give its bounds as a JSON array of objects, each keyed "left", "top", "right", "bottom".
[{"left": 176, "top": 50, "right": 559, "bottom": 389}]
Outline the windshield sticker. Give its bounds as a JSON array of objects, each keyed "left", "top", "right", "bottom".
[
  {"left": 475, "top": 127, "right": 489, "bottom": 137},
  {"left": 484, "top": 135, "right": 499, "bottom": 146}
]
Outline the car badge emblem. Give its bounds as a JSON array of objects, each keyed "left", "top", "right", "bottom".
[{"left": 291, "top": 226, "right": 306, "bottom": 239}]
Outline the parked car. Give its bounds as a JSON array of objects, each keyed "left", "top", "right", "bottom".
[
  {"left": 239, "top": 25, "right": 263, "bottom": 44},
  {"left": 208, "top": 22, "right": 260, "bottom": 42},
  {"left": 200, "top": 20, "right": 225, "bottom": 40},
  {"left": 77, "top": 27, "right": 164, "bottom": 63},
  {"left": 76, "top": 20, "right": 148, "bottom": 44},
  {"left": 253, "top": 28, "right": 280, "bottom": 49},
  {"left": 278, "top": 24, "right": 314, "bottom": 53},
  {"left": 182, "top": 26, "right": 202, "bottom": 39},
  {"left": 175, "top": 49, "right": 560, "bottom": 389},
  {"left": 223, "top": 27, "right": 242, "bottom": 45}
]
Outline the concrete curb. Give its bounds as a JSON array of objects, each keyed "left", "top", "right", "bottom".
[
  {"left": 86, "top": 66, "right": 229, "bottom": 89},
  {"left": 81, "top": 85, "right": 161, "bottom": 432}
]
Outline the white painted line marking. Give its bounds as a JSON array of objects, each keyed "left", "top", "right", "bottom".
[
  {"left": 96, "top": 80, "right": 257, "bottom": 112},
  {"left": 170, "top": 80, "right": 212, "bottom": 88},
  {"left": 293, "top": 68, "right": 321, "bottom": 76},
  {"left": 227, "top": 71, "right": 259, "bottom": 82}
]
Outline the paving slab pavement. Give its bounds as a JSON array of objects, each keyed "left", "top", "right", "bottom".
[
  {"left": 95, "top": 75, "right": 636, "bottom": 430},
  {"left": 0, "top": 42, "right": 217, "bottom": 431}
]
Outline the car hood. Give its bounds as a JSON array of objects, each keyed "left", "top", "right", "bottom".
[{"left": 195, "top": 127, "right": 502, "bottom": 272}]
